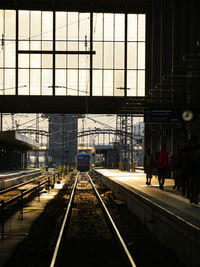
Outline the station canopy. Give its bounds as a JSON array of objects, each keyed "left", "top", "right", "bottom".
[{"left": 0, "top": 131, "right": 40, "bottom": 150}]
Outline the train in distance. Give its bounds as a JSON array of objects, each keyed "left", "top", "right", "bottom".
[{"left": 76, "top": 151, "right": 90, "bottom": 171}]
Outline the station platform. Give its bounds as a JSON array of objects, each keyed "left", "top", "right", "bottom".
[
  {"left": 0, "top": 169, "right": 41, "bottom": 189},
  {"left": 93, "top": 168, "right": 200, "bottom": 267},
  {"left": 0, "top": 188, "right": 58, "bottom": 266}
]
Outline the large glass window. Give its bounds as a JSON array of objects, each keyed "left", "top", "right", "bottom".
[
  {"left": 0, "top": 10, "right": 146, "bottom": 97},
  {"left": 0, "top": 10, "right": 16, "bottom": 95}
]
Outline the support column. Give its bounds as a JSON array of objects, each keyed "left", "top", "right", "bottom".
[{"left": 24, "top": 151, "right": 27, "bottom": 169}]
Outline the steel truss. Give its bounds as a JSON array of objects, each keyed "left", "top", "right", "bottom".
[{"left": 116, "top": 114, "right": 134, "bottom": 171}]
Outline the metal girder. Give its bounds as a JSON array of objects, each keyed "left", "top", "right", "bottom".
[
  {"left": 77, "top": 128, "right": 134, "bottom": 139},
  {"left": 0, "top": 0, "right": 151, "bottom": 12},
  {"left": 0, "top": 96, "right": 145, "bottom": 114},
  {"left": 16, "top": 129, "right": 49, "bottom": 136}
]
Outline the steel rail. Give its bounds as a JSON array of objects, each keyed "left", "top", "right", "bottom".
[
  {"left": 0, "top": 176, "right": 52, "bottom": 209},
  {"left": 87, "top": 172, "right": 136, "bottom": 267},
  {"left": 0, "top": 174, "right": 47, "bottom": 195},
  {"left": 50, "top": 173, "right": 79, "bottom": 267}
]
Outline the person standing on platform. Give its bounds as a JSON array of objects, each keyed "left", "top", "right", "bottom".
[
  {"left": 144, "top": 148, "right": 154, "bottom": 185},
  {"left": 156, "top": 144, "right": 169, "bottom": 190},
  {"left": 188, "top": 136, "right": 200, "bottom": 204}
]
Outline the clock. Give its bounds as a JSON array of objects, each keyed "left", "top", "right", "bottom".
[{"left": 182, "top": 110, "right": 193, "bottom": 121}]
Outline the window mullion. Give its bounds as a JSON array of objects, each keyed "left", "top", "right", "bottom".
[
  {"left": 90, "top": 12, "right": 93, "bottom": 96},
  {"left": 16, "top": 10, "right": 18, "bottom": 95},
  {"left": 124, "top": 13, "right": 128, "bottom": 97},
  {"left": 53, "top": 10, "right": 55, "bottom": 96}
]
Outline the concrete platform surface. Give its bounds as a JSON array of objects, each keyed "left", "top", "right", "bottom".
[
  {"left": 0, "top": 169, "right": 41, "bottom": 179},
  {"left": 0, "top": 188, "right": 58, "bottom": 267},
  {"left": 0, "top": 169, "right": 41, "bottom": 190},
  {"left": 96, "top": 169, "right": 200, "bottom": 229}
]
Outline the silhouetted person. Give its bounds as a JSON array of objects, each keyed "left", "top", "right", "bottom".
[
  {"left": 188, "top": 136, "right": 200, "bottom": 204},
  {"left": 144, "top": 148, "right": 154, "bottom": 185},
  {"left": 156, "top": 144, "right": 169, "bottom": 190}
]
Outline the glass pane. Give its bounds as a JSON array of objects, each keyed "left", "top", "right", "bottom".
[
  {"left": 30, "top": 54, "right": 41, "bottom": 68},
  {"left": 93, "top": 13, "right": 103, "bottom": 41},
  {"left": 79, "top": 55, "right": 90, "bottom": 69},
  {"left": 79, "top": 13, "right": 90, "bottom": 41},
  {"left": 115, "top": 42, "right": 124, "bottom": 69},
  {"left": 138, "top": 14, "right": 146, "bottom": 41},
  {"left": 31, "top": 11, "right": 41, "bottom": 40},
  {"left": 56, "top": 12, "right": 67, "bottom": 41},
  {"left": 115, "top": 14, "right": 124, "bottom": 41},
  {"left": 79, "top": 40, "right": 90, "bottom": 51},
  {"left": 128, "top": 14, "right": 137, "bottom": 41},
  {"left": 42, "top": 12, "right": 53, "bottom": 40},
  {"left": 104, "top": 70, "right": 113, "bottom": 96},
  {"left": 127, "top": 70, "right": 137, "bottom": 96},
  {"left": 79, "top": 70, "right": 89, "bottom": 95},
  {"left": 42, "top": 40, "right": 52, "bottom": 50},
  {"left": 30, "top": 69, "right": 40, "bottom": 95},
  {"left": 0, "top": 69, "right": 3, "bottom": 95},
  {"left": 138, "top": 42, "right": 145, "bottom": 69},
  {"left": 5, "top": 69, "right": 15, "bottom": 95},
  {"left": 93, "top": 70, "right": 102, "bottom": 96},
  {"left": 55, "top": 70, "right": 66, "bottom": 95},
  {"left": 68, "top": 69, "right": 78, "bottom": 95},
  {"left": 56, "top": 55, "right": 66, "bottom": 68},
  {"left": 68, "top": 55, "right": 78, "bottom": 68},
  {"left": 127, "top": 42, "right": 137, "bottom": 69},
  {"left": 0, "top": 50, "right": 2, "bottom": 68},
  {"left": 42, "top": 11, "right": 53, "bottom": 50},
  {"left": 104, "top": 42, "right": 113, "bottom": 69},
  {"left": 114, "top": 70, "right": 124, "bottom": 96},
  {"left": 56, "top": 41, "right": 66, "bottom": 51},
  {"left": 42, "top": 54, "right": 52, "bottom": 68},
  {"left": 0, "top": 10, "right": 4, "bottom": 38},
  {"left": 138, "top": 70, "right": 145, "bottom": 96},
  {"left": 93, "top": 42, "right": 102, "bottom": 69},
  {"left": 5, "top": 10, "right": 15, "bottom": 39},
  {"left": 42, "top": 69, "right": 52, "bottom": 95},
  {"left": 68, "top": 12, "right": 78, "bottom": 40},
  {"left": 30, "top": 41, "right": 40, "bottom": 50},
  {"left": 68, "top": 41, "right": 78, "bottom": 50},
  {"left": 18, "top": 69, "right": 29, "bottom": 95},
  {"left": 5, "top": 41, "right": 15, "bottom": 67},
  {"left": 19, "top": 11, "right": 29, "bottom": 40},
  {"left": 104, "top": 14, "right": 114, "bottom": 41},
  {"left": 19, "top": 41, "right": 29, "bottom": 50},
  {"left": 18, "top": 54, "right": 29, "bottom": 68}
]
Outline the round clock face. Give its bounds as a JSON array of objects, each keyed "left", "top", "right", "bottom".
[{"left": 182, "top": 110, "right": 193, "bottom": 121}]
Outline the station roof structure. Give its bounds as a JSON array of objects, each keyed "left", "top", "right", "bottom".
[
  {"left": 0, "top": 0, "right": 151, "bottom": 12},
  {"left": 0, "top": 96, "right": 146, "bottom": 115},
  {"left": 0, "top": 131, "right": 40, "bottom": 150},
  {"left": 0, "top": 0, "right": 199, "bottom": 116}
]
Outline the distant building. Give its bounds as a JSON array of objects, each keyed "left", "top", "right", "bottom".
[{"left": 48, "top": 114, "right": 82, "bottom": 167}]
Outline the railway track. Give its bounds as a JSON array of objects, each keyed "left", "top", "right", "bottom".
[
  {"left": 0, "top": 173, "right": 55, "bottom": 212},
  {"left": 50, "top": 172, "right": 136, "bottom": 267}
]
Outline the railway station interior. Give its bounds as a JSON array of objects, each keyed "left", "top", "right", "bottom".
[{"left": 0, "top": 0, "right": 200, "bottom": 267}]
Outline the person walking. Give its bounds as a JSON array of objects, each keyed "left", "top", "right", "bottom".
[
  {"left": 144, "top": 148, "right": 154, "bottom": 185},
  {"left": 156, "top": 144, "right": 169, "bottom": 190}
]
